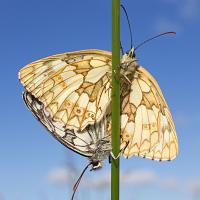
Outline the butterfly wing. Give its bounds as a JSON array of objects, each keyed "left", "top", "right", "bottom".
[
  {"left": 19, "top": 49, "right": 112, "bottom": 131},
  {"left": 120, "top": 66, "right": 178, "bottom": 161},
  {"left": 23, "top": 91, "right": 110, "bottom": 157}
]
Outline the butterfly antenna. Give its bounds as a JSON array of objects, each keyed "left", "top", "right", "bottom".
[
  {"left": 134, "top": 31, "right": 176, "bottom": 51},
  {"left": 121, "top": 4, "right": 133, "bottom": 49},
  {"left": 71, "top": 162, "right": 92, "bottom": 200},
  {"left": 120, "top": 41, "right": 124, "bottom": 55}
]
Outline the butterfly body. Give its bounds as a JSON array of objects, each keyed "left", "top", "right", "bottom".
[
  {"left": 88, "top": 136, "right": 111, "bottom": 169},
  {"left": 19, "top": 49, "right": 178, "bottom": 163}
]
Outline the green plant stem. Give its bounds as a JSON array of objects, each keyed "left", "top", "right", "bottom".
[{"left": 111, "top": 0, "right": 120, "bottom": 200}]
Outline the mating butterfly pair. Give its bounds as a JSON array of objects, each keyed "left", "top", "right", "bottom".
[{"left": 18, "top": 49, "right": 178, "bottom": 170}]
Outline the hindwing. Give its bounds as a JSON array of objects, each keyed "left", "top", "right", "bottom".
[
  {"left": 23, "top": 91, "right": 111, "bottom": 157},
  {"left": 120, "top": 66, "right": 178, "bottom": 161}
]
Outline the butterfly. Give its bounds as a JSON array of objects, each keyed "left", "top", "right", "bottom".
[{"left": 19, "top": 49, "right": 178, "bottom": 170}]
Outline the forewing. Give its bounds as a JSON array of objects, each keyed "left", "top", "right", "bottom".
[
  {"left": 23, "top": 91, "right": 110, "bottom": 157},
  {"left": 19, "top": 50, "right": 112, "bottom": 131},
  {"left": 121, "top": 67, "right": 178, "bottom": 161}
]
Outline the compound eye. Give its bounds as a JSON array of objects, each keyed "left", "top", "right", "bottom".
[
  {"left": 121, "top": 63, "right": 128, "bottom": 69},
  {"left": 92, "top": 161, "right": 102, "bottom": 170}
]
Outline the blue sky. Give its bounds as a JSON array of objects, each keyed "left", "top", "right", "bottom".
[{"left": 0, "top": 0, "right": 200, "bottom": 199}]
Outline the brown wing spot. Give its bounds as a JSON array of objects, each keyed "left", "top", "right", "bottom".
[
  {"left": 121, "top": 95, "right": 129, "bottom": 110},
  {"left": 76, "top": 82, "right": 95, "bottom": 97},
  {"left": 64, "top": 100, "right": 73, "bottom": 108},
  {"left": 90, "top": 79, "right": 103, "bottom": 102},
  {"left": 102, "top": 76, "right": 107, "bottom": 83},
  {"left": 150, "top": 122, "right": 157, "bottom": 132},
  {"left": 122, "top": 101, "right": 131, "bottom": 115},
  {"left": 129, "top": 114, "right": 135, "bottom": 121},
  {"left": 82, "top": 72, "right": 88, "bottom": 77},
  {"left": 76, "top": 87, "right": 84, "bottom": 95},
  {"left": 81, "top": 82, "right": 93, "bottom": 88},
  {"left": 74, "top": 60, "right": 91, "bottom": 69},
  {"left": 159, "top": 103, "right": 165, "bottom": 115},
  {"left": 144, "top": 92, "right": 157, "bottom": 109},
  {"left": 130, "top": 104, "right": 136, "bottom": 115},
  {"left": 142, "top": 124, "right": 150, "bottom": 130},
  {"left": 61, "top": 82, "right": 67, "bottom": 88},
  {"left": 74, "top": 106, "right": 85, "bottom": 116},
  {"left": 86, "top": 111, "right": 96, "bottom": 120},
  {"left": 75, "top": 68, "right": 91, "bottom": 74},
  {"left": 122, "top": 131, "right": 132, "bottom": 142},
  {"left": 56, "top": 75, "right": 62, "bottom": 81},
  {"left": 84, "top": 85, "right": 95, "bottom": 96}
]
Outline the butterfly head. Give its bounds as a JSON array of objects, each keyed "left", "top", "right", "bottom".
[
  {"left": 127, "top": 48, "right": 136, "bottom": 58},
  {"left": 121, "top": 48, "right": 138, "bottom": 71},
  {"left": 89, "top": 136, "right": 111, "bottom": 170},
  {"left": 122, "top": 47, "right": 135, "bottom": 60},
  {"left": 91, "top": 161, "right": 103, "bottom": 170}
]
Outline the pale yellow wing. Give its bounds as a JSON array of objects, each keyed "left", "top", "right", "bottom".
[
  {"left": 19, "top": 49, "right": 112, "bottom": 131},
  {"left": 120, "top": 66, "right": 178, "bottom": 161}
]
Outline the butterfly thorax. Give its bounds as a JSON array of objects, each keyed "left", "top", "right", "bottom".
[
  {"left": 89, "top": 137, "right": 111, "bottom": 170},
  {"left": 120, "top": 49, "right": 139, "bottom": 96},
  {"left": 120, "top": 48, "right": 139, "bottom": 79}
]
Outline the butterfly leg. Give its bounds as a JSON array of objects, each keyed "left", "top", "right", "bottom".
[
  {"left": 110, "top": 151, "right": 121, "bottom": 160},
  {"left": 109, "top": 141, "right": 129, "bottom": 160},
  {"left": 122, "top": 74, "right": 132, "bottom": 84},
  {"left": 108, "top": 154, "right": 112, "bottom": 163}
]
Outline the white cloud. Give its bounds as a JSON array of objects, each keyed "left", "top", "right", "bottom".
[
  {"left": 121, "top": 169, "right": 182, "bottom": 191},
  {"left": 180, "top": 0, "right": 199, "bottom": 20},
  {"left": 161, "top": 177, "right": 180, "bottom": 189},
  {"left": 163, "top": 0, "right": 200, "bottom": 20},
  {"left": 83, "top": 171, "right": 111, "bottom": 189},
  {"left": 47, "top": 168, "right": 183, "bottom": 189},
  {"left": 155, "top": 0, "right": 199, "bottom": 33},
  {"left": 121, "top": 169, "right": 156, "bottom": 185},
  {"left": 188, "top": 180, "right": 200, "bottom": 194},
  {"left": 85, "top": 169, "right": 157, "bottom": 188},
  {"left": 0, "top": 193, "right": 5, "bottom": 200},
  {"left": 46, "top": 165, "right": 200, "bottom": 199},
  {"left": 154, "top": 18, "right": 181, "bottom": 33},
  {"left": 46, "top": 168, "right": 158, "bottom": 189},
  {"left": 47, "top": 167, "right": 76, "bottom": 185}
]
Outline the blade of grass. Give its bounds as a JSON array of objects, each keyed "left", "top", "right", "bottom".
[{"left": 111, "top": 0, "right": 120, "bottom": 200}]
